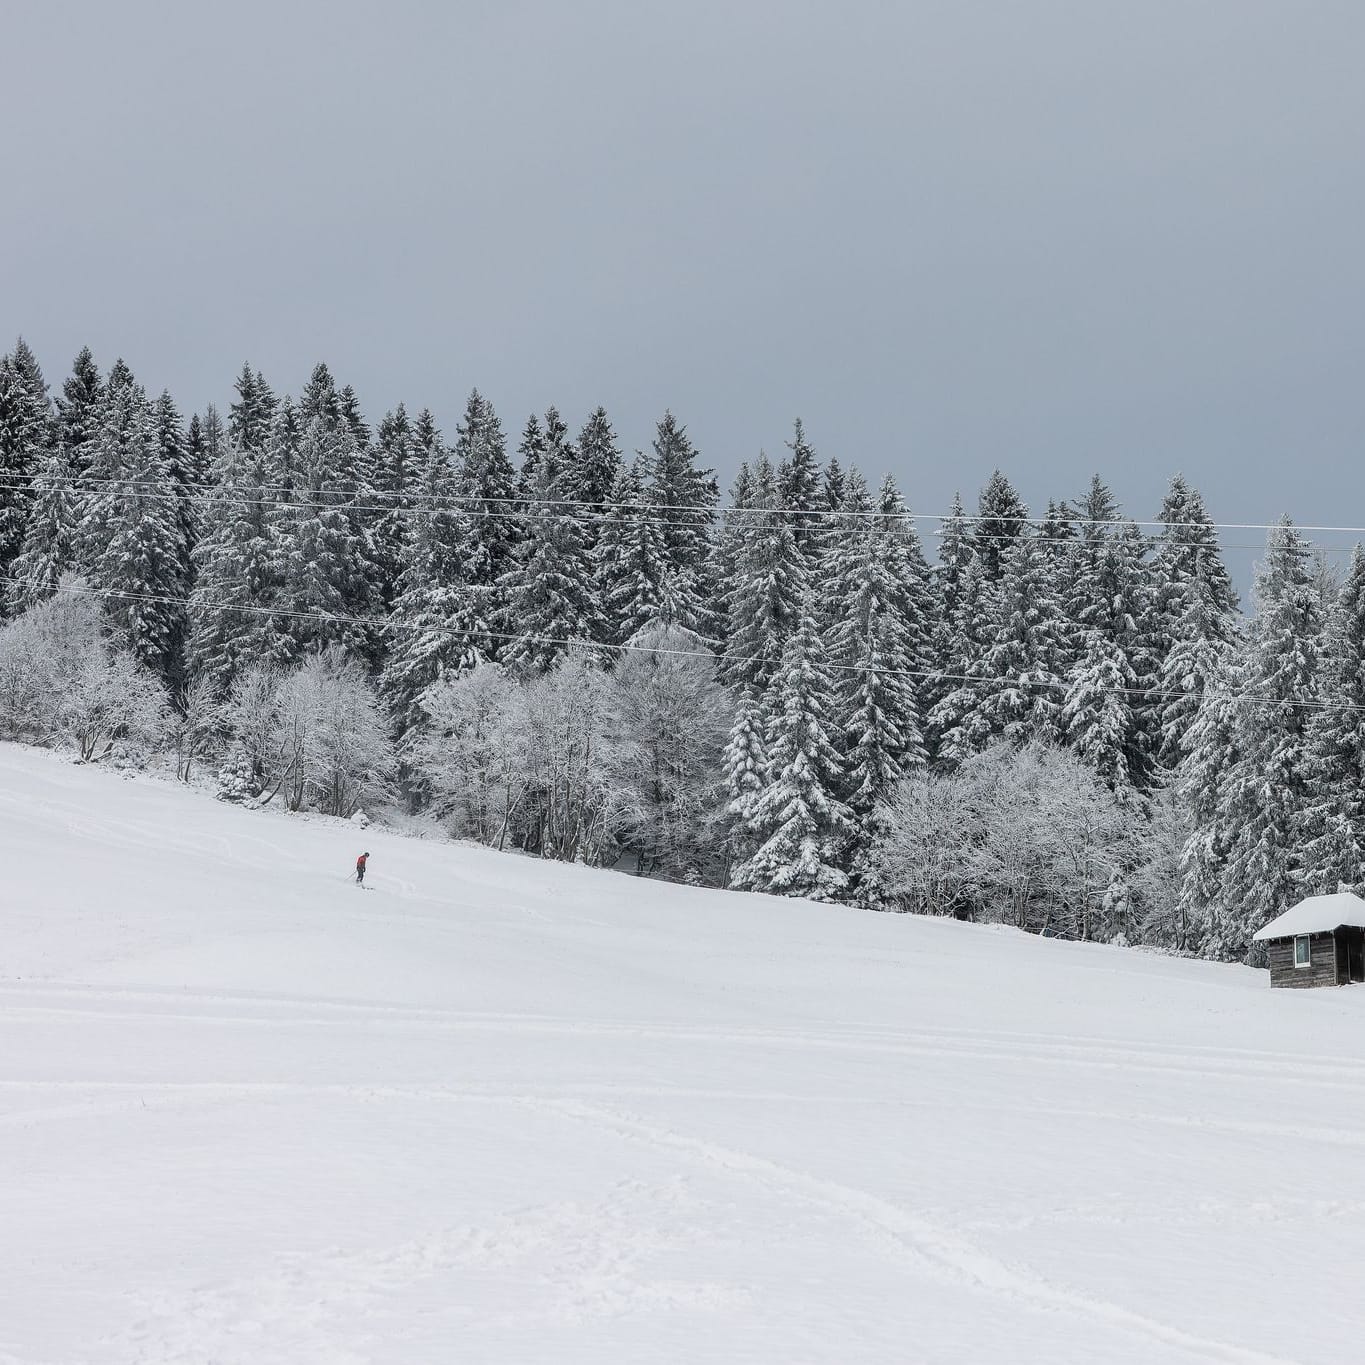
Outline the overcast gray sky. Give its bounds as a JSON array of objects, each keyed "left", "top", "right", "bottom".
[{"left": 4, "top": 0, "right": 1364, "bottom": 578}]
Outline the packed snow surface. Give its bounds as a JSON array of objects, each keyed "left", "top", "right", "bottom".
[{"left": 2, "top": 744, "right": 1363, "bottom": 1365}]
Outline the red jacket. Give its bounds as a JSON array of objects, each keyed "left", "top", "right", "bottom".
[{"left": 356, "top": 855, "right": 368, "bottom": 871}]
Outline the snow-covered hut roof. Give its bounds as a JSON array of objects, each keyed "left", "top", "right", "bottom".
[{"left": 1252, "top": 892, "right": 1365, "bottom": 942}]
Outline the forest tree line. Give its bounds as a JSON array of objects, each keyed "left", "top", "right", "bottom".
[{"left": 0, "top": 337, "right": 1357, "bottom": 963}]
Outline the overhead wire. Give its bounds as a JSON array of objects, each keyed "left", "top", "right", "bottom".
[
  {"left": 3, "top": 473, "right": 1360, "bottom": 554},
  {"left": 42, "top": 580, "right": 1365, "bottom": 717}
]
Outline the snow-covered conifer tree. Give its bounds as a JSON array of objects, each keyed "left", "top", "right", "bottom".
[
  {"left": 154, "top": 391, "right": 199, "bottom": 599},
  {"left": 723, "top": 685, "right": 768, "bottom": 875},
  {"left": 54, "top": 347, "right": 103, "bottom": 484},
  {"left": 84, "top": 379, "right": 188, "bottom": 679},
  {"left": 228, "top": 365, "right": 278, "bottom": 454},
  {"left": 779, "top": 418, "right": 822, "bottom": 557},
  {"left": 1062, "top": 630, "right": 1141, "bottom": 799},
  {"left": 569, "top": 406, "right": 623, "bottom": 558},
  {"left": 380, "top": 411, "right": 486, "bottom": 734},
  {"left": 455, "top": 390, "right": 517, "bottom": 654},
  {"left": 1157, "top": 560, "right": 1238, "bottom": 770},
  {"left": 498, "top": 457, "right": 601, "bottom": 676},
  {"left": 8, "top": 443, "right": 82, "bottom": 613},
  {"left": 821, "top": 456, "right": 846, "bottom": 517},
  {"left": 0, "top": 344, "right": 51, "bottom": 579},
  {"left": 924, "top": 492, "right": 975, "bottom": 728},
  {"left": 647, "top": 411, "right": 718, "bottom": 635},
  {"left": 722, "top": 452, "right": 807, "bottom": 695},
  {"left": 731, "top": 608, "right": 852, "bottom": 900},
  {"left": 973, "top": 470, "right": 1029, "bottom": 582},
  {"left": 371, "top": 404, "right": 416, "bottom": 607},
  {"left": 823, "top": 477, "right": 929, "bottom": 827},
  {"left": 595, "top": 456, "right": 669, "bottom": 645},
  {"left": 926, "top": 553, "right": 995, "bottom": 764},
  {"left": 1298, "top": 544, "right": 1365, "bottom": 891},
  {"left": 516, "top": 412, "right": 544, "bottom": 499},
  {"left": 8, "top": 329, "right": 99, "bottom": 610},
  {"left": 1202, "top": 519, "right": 1325, "bottom": 957},
  {"left": 186, "top": 405, "right": 290, "bottom": 693},
  {"left": 272, "top": 411, "right": 376, "bottom": 660},
  {"left": 937, "top": 531, "right": 1067, "bottom": 757}
]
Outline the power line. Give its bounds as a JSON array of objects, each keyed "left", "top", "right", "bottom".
[
  {"left": 42, "top": 579, "right": 1365, "bottom": 716},
  {"left": 7, "top": 473, "right": 1360, "bottom": 553}
]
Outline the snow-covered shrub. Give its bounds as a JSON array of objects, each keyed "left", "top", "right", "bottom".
[
  {"left": 0, "top": 579, "right": 168, "bottom": 761},
  {"left": 275, "top": 650, "right": 396, "bottom": 817},
  {"left": 518, "top": 652, "right": 625, "bottom": 864},
  {"left": 411, "top": 662, "right": 529, "bottom": 846},
  {"left": 215, "top": 748, "right": 258, "bottom": 803},
  {"left": 603, "top": 622, "right": 732, "bottom": 882},
  {"left": 875, "top": 738, "right": 1137, "bottom": 938},
  {"left": 171, "top": 674, "right": 226, "bottom": 782},
  {"left": 219, "top": 664, "right": 284, "bottom": 798},
  {"left": 218, "top": 650, "right": 395, "bottom": 816}
]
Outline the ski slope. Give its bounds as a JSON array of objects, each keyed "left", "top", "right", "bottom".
[{"left": 1, "top": 743, "right": 1362, "bottom": 1365}]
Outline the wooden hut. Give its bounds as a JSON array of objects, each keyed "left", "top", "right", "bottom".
[{"left": 1252, "top": 892, "right": 1365, "bottom": 988}]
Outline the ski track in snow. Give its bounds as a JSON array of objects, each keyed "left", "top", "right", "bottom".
[{"left": 536, "top": 1097, "right": 1306, "bottom": 1365}]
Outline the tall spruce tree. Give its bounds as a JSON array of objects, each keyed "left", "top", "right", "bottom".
[
  {"left": 8, "top": 441, "right": 82, "bottom": 613},
  {"left": 1062, "top": 630, "right": 1142, "bottom": 799},
  {"left": 821, "top": 456, "right": 846, "bottom": 517},
  {"left": 779, "top": 418, "right": 822, "bottom": 557},
  {"left": 1065, "top": 516, "right": 1157, "bottom": 788},
  {"left": 8, "top": 344, "right": 98, "bottom": 612},
  {"left": 228, "top": 365, "right": 277, "bottom": 454},
  {"left": 371, "top": 404, "right": 417, "bottom": 607},
  {"left": 1174, "top": 647, "right": 1242, "bottom": 955},
  {"left": 967, "top": 531, "right": 1069, "bottom": 749},
  {"left": 498, "top": 456, "right": 601, "bottom": 676},
  {"left": 516, "top": 412, "right": 545, "bottom": 498},
  {"left": 272, "top": 410, "right": 377, "bottom": 660},
  {"left": 0, "top": 345, "right": 50, "bottom": 580},
  {"left": 731, "top": 608, "right": 852, "bottom": 901},
  {"left": 595, "top": 456, "right": 669, "bottom": 645},
  {"left": 380, "top": 411, "right": 487, "bottom": 733},
  {"left": 723, "top": 685, "right": 769, "bottom": 877},
  {"left": 1203, "top": 519, "right": 1325, "bottom": 958},
  {"left": 648, "top": 411, "right": 718, "bottom": 635},
  {"left": 1152, "top": 475, "right": 1237, "bottom": 615},
  {"left": 84, "top": 379, "right": 187, "bottom": 679},
  {"left": 154, "top": 391, "right": 199, "bottom": 600},
  {"left": 1298, "top": 544, "right": 1365, "bottom": 891},
  {"left": 713, "top": 461, "right": 758, "bottom": 642},
  {"left": 926, "top": 553, "right": 995, "bottom": 763},
  {"left": 456, "top": 389, "right": 517, "bottom": 655},
  {"left": 924, "top": 492, "right": 976, "bottom": 733},
  {"left": 823, "top": 489, "right": 930, "bottom": 905},
  {"left": 1156, "top": 558, "right": 1237, "bottom": 770},
  {"left": 55, "top": 347, "right": 103, "bottom": 486},
  {"left": 187, "top": 425, "right": 289, "bottom": 692},
  {"left": 570, "top": 406, "right": 623, "bottom": 561},
  {"left": 722, "top": 452, "right": 807, "bottom": 695},
  {"left": 974, "top": 469, "right": 1029, "bottom": 582}
]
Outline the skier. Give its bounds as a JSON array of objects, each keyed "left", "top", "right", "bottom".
[{"left": 356, "top": 851, "right": 369, "bottom": 885}]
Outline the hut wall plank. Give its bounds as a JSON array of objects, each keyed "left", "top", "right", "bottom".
[{"left": 1268, "top": 932, "right": 1341, "bottom": 988}]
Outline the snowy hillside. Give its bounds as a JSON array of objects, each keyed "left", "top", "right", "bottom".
[{"left": 1, "top": 743, "right": 1361, "bottom": 1364}]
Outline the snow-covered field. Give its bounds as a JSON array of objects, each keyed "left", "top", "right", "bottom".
[{"left": 1, "top": 744, "right": 1361, "bottom": 1364}]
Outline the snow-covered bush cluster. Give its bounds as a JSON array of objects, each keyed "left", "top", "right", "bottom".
[
  {"left": 0, "top": 336, "right": 1359, "bottom": 960},
  {"left": 0, "top": 582, "right": 166, "bottom": 760}
]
